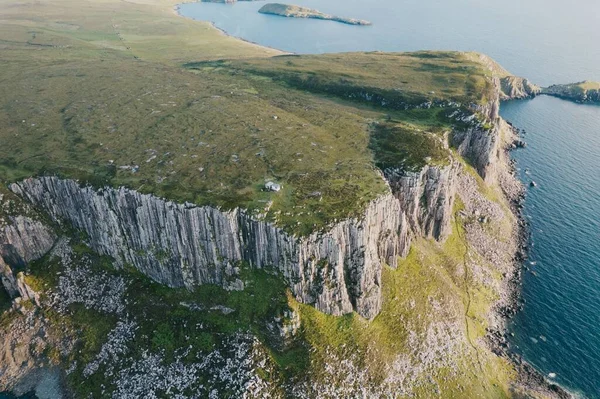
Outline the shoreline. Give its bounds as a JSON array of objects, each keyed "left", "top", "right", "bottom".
[
  {"left": 173, "top": 3, "right": 289, "bottom": 56},
  {"left": 488, "top": 120, "right": 574, "bottom": 398}
]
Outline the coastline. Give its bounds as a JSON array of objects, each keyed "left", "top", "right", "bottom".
[
  {"left": 174, "top": 3, "right": 289, "bottom": 56},
  {"left": 489, "top": 121, "right": 574, "bottom": 398}
]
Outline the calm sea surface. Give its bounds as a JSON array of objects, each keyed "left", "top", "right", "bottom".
[{"left": 178, "top": 0, "right": 600, "bottom": 397}]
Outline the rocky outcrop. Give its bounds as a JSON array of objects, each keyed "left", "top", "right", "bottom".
[
  {"left": 500, "top": 76, "right": 541, "bottom": 100},
  {"left": 12, "top": 177, "right": 404, "bottom": 319},
  {"left": 542, "top": 81, "right": 600, "bottom": 103},
  {"left": 452, "top": 123, "right": 499, "bottom": 184},
  {"left": 450, "top": 77, "right": 510, "bottom": 184},
  {"left": 0, "top": 206, "right": 56, "bottom": 300},
  {"left": 471, "top": 53, "right": 540, "bottom": 101},
  {"left": 1, "top": 257, "right": 40, "bottom": 305},
  {"left": 383, "top": 164, "right": 457, "bottom": 242},
  {"left": 0, "top": 216, "right": 56, "bottom": 268},
  {"left": 0, "top": 306, "right": 68, "bottom": 398}
]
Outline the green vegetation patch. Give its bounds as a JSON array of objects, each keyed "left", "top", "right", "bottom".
[
  {"left": 370, "top": 122, "right": 451, "bottom": 171},
  {"left": 198, "top": 51, "right": 496, "bottom": 109},
  {"left": 1, "top": 0, "right": 499, "bottom": 236}
]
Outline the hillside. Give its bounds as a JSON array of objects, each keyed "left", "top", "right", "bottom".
[{"left": 0, "top": 0, "right": 569, "bottom": 398}]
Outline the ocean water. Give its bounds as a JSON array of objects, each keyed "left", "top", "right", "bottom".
[
  {"left": 502, "top": 97, "right": 600, "bottom": 398},
  {"left": 177, "top": 1, "right": 600, "bottom": 397}
]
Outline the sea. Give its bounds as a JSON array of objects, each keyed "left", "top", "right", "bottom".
[{"left": 177, "top": 0, "right": 600, "bottom": 397}]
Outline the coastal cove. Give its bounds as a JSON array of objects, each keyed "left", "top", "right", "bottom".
[{"left": 179, "top": 1, "right": 600, "bottom": 398}]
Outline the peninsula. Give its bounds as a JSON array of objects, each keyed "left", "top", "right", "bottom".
[{"left": 259, "top": 3, "right": 372, "bottom": 25}]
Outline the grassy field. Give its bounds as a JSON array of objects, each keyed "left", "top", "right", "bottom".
[
  {"left": 0, "top": 0, "right": 498, "bottom": 235},
  {"left": 200, "top": 51, "right": 497, "bottom": 108}
]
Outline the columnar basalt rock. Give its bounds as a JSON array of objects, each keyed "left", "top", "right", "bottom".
[
  {"left": 10, "top": 165, "right": 457, "bottom": 320},
  {"left": 452, "top": 123, "right": 499, "bottom": 184},
  {"left": 0, "top": 216, "right": 56, "bottom": 268},
  {"left": 451, "top": 80, "right": 504, "bottom": 184},
  {"left": 0, "top": 214, "right": 56, "bottom": 299},
  {"left": 12, "top": 178, "right": 408, "bottom": 319},
  {"left": 383, "top": 164, "right": 457, "bottom": 243}
]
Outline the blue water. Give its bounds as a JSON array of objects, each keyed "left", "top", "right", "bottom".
[
  {"left": 502, "top": 97, "right": 600, "bottom": 398},
  {"left": 188, "top": 1, "right": 600, "bottom": 397},
  {"left": 179, "top": 0, "right": 600, "bottom": 85}
]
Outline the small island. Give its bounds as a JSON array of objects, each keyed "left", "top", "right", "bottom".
[
  {"left": 542, "top": 81, "right": 600, "bottom": 104},
  {"left": 202, "top": 0, "right": 261, "bottom": 3},
  {"left": 258, "top": 3, "right": 372, "bottom": 26}
]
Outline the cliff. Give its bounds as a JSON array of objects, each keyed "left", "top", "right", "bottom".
[
  {"left": 383, "top": 164, "right": 457, "bottom": 241},
  {"left": 499, "top": 76, "right": 541, "bottom": 100},
  {"left": 11, "top": 169, "right": 456, "bottom": 319},
  {"left": 8, "top": 112, "right": 491, "bottom": 319},
  {"left": 1, "top": 191, "right": 56, "bottom": 300},
  {"left": 5, "top": 74, "right": 506, "bottom": 321}
]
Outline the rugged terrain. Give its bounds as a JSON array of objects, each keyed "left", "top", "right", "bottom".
[
  {"left": 541, "top": 81, "right": 600, "bottom": 104},
  {"left": 0, "top": 0, "right": 572, "bottom": 397}
]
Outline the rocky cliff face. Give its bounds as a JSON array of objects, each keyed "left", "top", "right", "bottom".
[
  {"left": 542, "top": 82, "right": 600, "bottom": 103},
  {"left": 452, "top": 123, "right": 499, "bottom": 184},
  {"left": 1, "top": 216, "right": 56, "bottom": 268},
  {"left": 12, "top": 178, "right": 405, "bottom": 319},
  {"left": 10, "top": 160, "right": 459, "bottom": 320},
  {"left": 1, "top": 193, "right": 56, "bottom": 300},
  {"left": 500, "top": 76, "right": 541, "bottom": 100},
  {"left": 383, "top": 164, "right": 457, "bottom": 242}
]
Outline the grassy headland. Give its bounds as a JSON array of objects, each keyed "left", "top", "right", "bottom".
[
  {"left": 542, "top": 81, "right": 600, "bottom": 103},
  {"left": 0, "top": 0, "right": 537, "bottom": 397},
  {"left": 0, "top": 0, "right": 495, "bottom": 234}
]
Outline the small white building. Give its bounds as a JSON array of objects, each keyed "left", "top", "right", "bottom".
[{"left": 265, "top": 181, "right": 281, "bottom": 192}]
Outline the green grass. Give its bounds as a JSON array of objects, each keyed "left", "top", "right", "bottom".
[
  {"left": 0, "top": 0, "right": 499, "bottom": 236},
  {"left": 198, "top": 51, "right": 497, "bottom": 108},
  {"left": 370, "top": 121, "right": 451, "bottom": 171}
]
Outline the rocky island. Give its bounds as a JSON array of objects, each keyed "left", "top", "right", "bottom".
[
  {"left": 201, "top": 0, "right": 260, "bottom": 3},
  {"left": 259, "top": 3, "right": 372, "bottom": 25},
  {"left": 542, "top": 81, "right": 600, "bottom": 103},
  {"left": 0, "top": 0, "right": 575, "bottom": 397}
]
